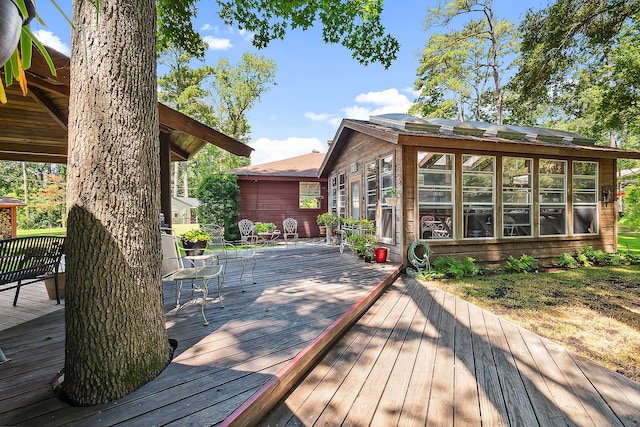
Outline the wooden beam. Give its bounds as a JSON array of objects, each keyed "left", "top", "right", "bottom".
[
  {"left": 28, "top": 87, "right": 68, "bottom": 131},
  {"left": 158, "top": 103, "right": 253, "bottom": 158}
]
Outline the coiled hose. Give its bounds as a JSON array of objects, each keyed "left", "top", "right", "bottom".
[{"left": 406, "top": 239, "right": 431, "bottom": 277}]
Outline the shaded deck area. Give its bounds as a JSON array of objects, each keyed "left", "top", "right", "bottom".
[
  {"left": 0, "top": 241, "right": 398, "bottom": 425},
  {"left": 2, "top": 241, "right": 640, "bottom": 426}
]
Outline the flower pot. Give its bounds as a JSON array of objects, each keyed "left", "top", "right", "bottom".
[
  {"left": 374, "top": 247, "right": 388, "bottom": 263},
  {"left": 319, "top": 226, "right": 326, "bottom": 235},
  {"left": 45, "top": 272, "right": 65, "bottom": 300},
  {"left": 0, "top": 0, "right": 36, "bottom": 67},
  {"left": 363, "top": 255, "right": 373, "bottom": 263},
  {"left": 386, "top": 197, "right": 399, "bottom": 206},
  {"left": 182, "top": 240, "right": 207, "bottom": 256}
]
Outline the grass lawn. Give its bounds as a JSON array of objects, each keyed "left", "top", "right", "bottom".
[{"left": 430, "top": 265, "right": 640, "bottom": 382}]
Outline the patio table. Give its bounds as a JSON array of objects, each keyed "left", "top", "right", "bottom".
[{"left": 257, "top": 230, "right": 281, "bottom": 245}]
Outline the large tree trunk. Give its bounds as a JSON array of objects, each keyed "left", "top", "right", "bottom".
[{"left": 64, "top": 0, "right": 169, "bottom": 405}]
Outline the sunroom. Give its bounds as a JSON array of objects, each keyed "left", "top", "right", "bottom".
[{"left": 319, "top": 114, "right": 640, "bottom": 267}]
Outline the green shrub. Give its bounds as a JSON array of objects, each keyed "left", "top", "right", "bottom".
[
  {"left": 196, "top": 174, "right": 240, "bottom": 240},
  {"left": 500, "top": 254, "right": 539, "bottom": 273},
  {"left": 431, "top": 255, "right": 484, "bottom": 279},
  {"left": 557, "top": 253, "right": 579, "bottom": 268}
]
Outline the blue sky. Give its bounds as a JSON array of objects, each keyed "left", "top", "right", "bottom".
[{"left": 32, "top": 1, "right": 545, "bottom": 165}]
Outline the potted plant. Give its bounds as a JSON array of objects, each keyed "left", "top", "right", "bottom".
[
  {"left": 316, "top": 213, "right": 327, "bottom": 235},
  {"left": 180, "top": 228, "right": 211, "bottom": 255},
  {"left": 385, "top": 188, "right": 400, "bottom": 206}
]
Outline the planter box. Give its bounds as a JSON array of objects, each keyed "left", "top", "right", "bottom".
[{"left": 45, "top": 273, "right": 65, "bottom": 300}]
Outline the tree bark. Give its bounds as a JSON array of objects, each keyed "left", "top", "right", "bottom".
[{"left": 64, "top": 0, "right": 169, "bottom": 405}]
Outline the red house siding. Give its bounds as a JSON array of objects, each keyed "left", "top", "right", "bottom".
[{"left": 237, "top": 177, "right": 328, "bottom": 238}]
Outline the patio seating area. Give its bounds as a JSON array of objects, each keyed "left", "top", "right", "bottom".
[{"left": 1, "top": 240, "right": 639, "bottom": 425}]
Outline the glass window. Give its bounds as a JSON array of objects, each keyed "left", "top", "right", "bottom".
[
  {"left": 380, "top": 155, "right": 394, "bottom": 205},
  {"left": 502, "top": 157, "right": 532, "bottom": 237},
  {"left": 572, "top": 161, "right": 598, "bottom": 234},
  {"left": 299, "top": 182, "right": 320, "bottom": 209},
  {"left": 418, "top": 152, "right": 454, "bottom": 240},
  {"left": 539, "top": 159, "right": 567, "bottom": 235},
  {"left": 337, "top": 173, "right": 346, "bottom": 219},
  {"left": 379, "top": 155, "right": 394, "bottom": 242},
  {"left": 329, "top": 175, "right": 337, "bottom": 213},
  {"left": 365, "top": 162, "right": 377, "bottom": 221},
  {"left": 463, "top": 155, "right": 495, "bottom": 238}
]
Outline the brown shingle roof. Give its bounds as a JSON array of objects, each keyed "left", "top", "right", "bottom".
[{"left": 230, "top": 151, "right": 326, "bottom": 178}]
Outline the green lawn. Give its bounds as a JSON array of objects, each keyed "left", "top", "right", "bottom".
[{"left": 617, "top": 231, "right": 640, "bottom": 253}]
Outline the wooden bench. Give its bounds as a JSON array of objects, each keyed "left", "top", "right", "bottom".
[{"left": 0, "top": 236, "right": 65, "bottom": 305}]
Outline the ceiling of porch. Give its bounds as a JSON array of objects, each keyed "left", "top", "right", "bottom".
[{"left": 0, "top": 47, "right": 253, "bottom": 164}]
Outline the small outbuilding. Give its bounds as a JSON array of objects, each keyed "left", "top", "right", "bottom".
[
  {"left": 229, "top": 151, "right": 328, "bottom": 238},
  {"left": 0, "top": 197, "right": 26, "bottom": 239},
  {"left": 171, "top": 196, "right": 199, "bottom": 224},
  {"left": 319, "top": 114, "right": 640, "bottom": 267}
]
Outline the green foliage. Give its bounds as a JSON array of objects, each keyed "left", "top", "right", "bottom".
[
  {"left": 621, "top": 184, "right": 640, "bottom": 230},
  {"left": 431, "top": 255, "right": 484, "bottom": 279},
  {"left": 209, "top": 53, "right": 278, "bottom": 143},
  {"left": 253, "top": 222, "right": 276, "bottom": 233},
  {"left": 557, "top": 253, "right": 579, "bottom": 268},
  {"left": 196, "top": 174, "right": 240, "bottom": 240},
  {"left": 500, "top": 254, "right": 539, "bottom": 273},
  {"left": 515, "top": 0, "right": 640, "bottom": 112},
  {"left": 217, "top": 0, "right": 400, "bottom": 69},
  {"left": 316, "top": 212, "right": 339, "bottom": 228},
  {"left": 414, "top": 0, "right": 519, "bottom": 123},
  {"left": 180, "top": 228, "right": 211, "bottom": 243},
  {"left": 157, "top": 0, "right": 205, "bottom": 58}
]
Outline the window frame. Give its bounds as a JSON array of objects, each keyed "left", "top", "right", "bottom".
[
  {"left": 298, "top": 182, "right": 321, "bottom": 209},
  {"left": 539, "top": 159, "right": 568, "bottom": 236},
  {"left": 572, "top": 161, "right": 599, "bottom": 235},
  {"left": 417, "top": 152, "right": 455, "bottom": 240},
  {"left": 502, "top": 157, "right": 533, "bottom": 238}
]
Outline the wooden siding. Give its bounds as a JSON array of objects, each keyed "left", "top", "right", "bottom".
[
  {"left": 237, "top": 179, "right": 327, "bottom": 238},
  {"left": 328, "top": 132, "right": 404, "bottom": 263},
  {"left": 326, "top": 129, "right": 622, "bottom": 268}
]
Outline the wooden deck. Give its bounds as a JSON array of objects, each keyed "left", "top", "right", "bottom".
[
  {"left": 263, "top": 275, "right": 640, "bottom": 426},
  {"left": 0, "top": 241, "right": 399, "bottom": 425},
  {"left": 2, "top": 241, "right": 640, "bottom": 426}
]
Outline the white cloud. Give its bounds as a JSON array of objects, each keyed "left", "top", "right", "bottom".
[
  {"left": 304, "top": 112, "right": 335, "bottom": 122},
  {"left": 354, "top": 88, "right": 409, "bottom": 106},
  {"left": 238, "top": 29, "right": 254, "bottom": 42},
  {"left": 203, "top": 36, "right": 232, "bottom": 51},
  {"left": 305, "top": 87, "right": 415, "bottom": 128},
  {"left": 33, "top": 30, "right": 70, "bottom": 56},
  {"left": 249, "top": 137, "right": 326, "bottom": 165}
]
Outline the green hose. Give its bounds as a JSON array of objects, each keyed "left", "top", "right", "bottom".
[{"left": 406, "top": 239, "right": 431, "bottom": 276}]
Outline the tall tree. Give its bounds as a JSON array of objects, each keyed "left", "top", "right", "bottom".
[
  {"left": 59, "top": 0, "right": 396, "bottom": 405},
  {"left": 64, "top": 0, "right": 168, "bottom": 405},
  {"left": 514, "top": 1, "right": 640, "bottom": 146},
  {"left": 158, "top": 48, "right": 277, "bottom": 192},
  {"left": 208, "top": 52, "right": 277, "bottom": 144},
  {"left": 415, "top": 0, "right": 518, "bottom": 124},
  {"left": 515, "top": 0, "right": 640, "bottom": 105}
]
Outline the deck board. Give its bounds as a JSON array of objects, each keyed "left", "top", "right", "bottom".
[
  {"left": 266, "top": 276, "right": 640, "bottom": 426},
  {"left": 2, "top": 241, "right": 640, "bottom": 426},
  {"left": 0, "top": 242, "right": 398, "bottom": 426}
]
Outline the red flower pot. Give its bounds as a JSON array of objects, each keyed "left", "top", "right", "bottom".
[{"left": 374, "top": 247, "right": 388, "bottom": 263}]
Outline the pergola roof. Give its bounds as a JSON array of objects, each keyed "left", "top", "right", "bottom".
[{"left": 0, "top": 47, "right": 252, "bottom": 164}]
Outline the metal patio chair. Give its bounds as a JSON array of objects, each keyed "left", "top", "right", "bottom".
[
  {"left": 161, "top": 232, "right": 223, "bottom": 326},
  {"left": 282, "top": 217, "right": 299, "bottom": 247}
]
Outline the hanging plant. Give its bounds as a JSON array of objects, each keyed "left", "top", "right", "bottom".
[{"left": 0, "top": 0, "right": 74, "bottom": 104}]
